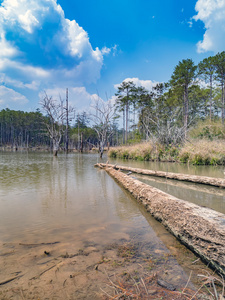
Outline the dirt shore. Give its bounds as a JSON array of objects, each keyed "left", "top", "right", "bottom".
[{"left": 0, "top": 236, "right": 219, "bottom": 300}]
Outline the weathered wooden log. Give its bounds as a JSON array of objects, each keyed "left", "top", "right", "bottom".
[
  {"left": 95, "top": 163, "right": 225, "bottom": 188},
  {"left": 96, "top": 164, "right": 225, "bottom": 276}
]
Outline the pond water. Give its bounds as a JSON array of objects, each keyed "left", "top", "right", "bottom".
[
  {"left": 1, "top": 151, "right": 143, "bottom": 245},
  {"left": 0, "top": 151, "right": 223, "bottom": 297},
  {"left": 108, "top": 158, "right": 225, "bottom": 214},
  {"left": 109, "top": 157, "right": 225, "bottom": 178}
]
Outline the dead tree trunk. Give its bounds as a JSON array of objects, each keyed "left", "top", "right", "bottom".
[{"left": 96, "top": 164, "right": 225, "bottom": 276}]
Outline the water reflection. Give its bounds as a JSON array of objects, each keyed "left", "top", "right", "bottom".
[
  {"left": 0, "top": 151, "right": 219, "bottom": 289},
  {"left": 0, "top": 152, "right": 159, "bottom": 245},
  {"left": 136, "top": 174, "right": 225, "bottom": 214},
  {"left": 110, "top": 158, "right": 225, "bottom": 178}
]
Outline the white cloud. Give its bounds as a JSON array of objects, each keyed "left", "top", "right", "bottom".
[
  {"left": 0, "top": 0, "right": 45, "bottom": 33},
  {"left": 114, "top": 78, "right": 159, "bottom": 92},
  {"left": 193, "top": 0, "right": 225, "bottom": 53},
  {"left": 101, "top": 46, "right": 111, "bottom": 55},
  {"left": 40, "top": 87, "right": 99, "bottom": 113},
  {"left": 18, "top": 9, "right": 39, "bottom": 33},
  {"left": 0, "top": 86, "right": 29, "bottom": 108},
  {"left": 100, "top": 45, "right": 118, "bottom": 56},
  {"left": 0, "top": 73, "right": 39, "bottom": 90},
  {"left": 0, "top": 0, "right": 107, "bottom": 94},
  {"left": 0, "top": 33, "right": 19, "bottom": 58}
]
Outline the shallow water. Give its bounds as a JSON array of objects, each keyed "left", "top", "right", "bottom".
[
  {"left": 0, "top": 151, "right": 140, "bottom": 245},
  {"left": 110, "top": 157, "right": 225, "bottom": 178},
  {"left": 0, "top": 151, "right": 222, "bottom": 292},
  {"left": 135, "top": 175, "right": 225, "bottom": 214},
  {"left": 108, "top": 157, "right": 225, "bottom": 214}
]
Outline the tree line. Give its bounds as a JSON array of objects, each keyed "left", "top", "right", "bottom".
[
  {"left": 0, "top": 104, "right": 119, "bottom": 154},
  {"left": 0, "top": 51, "right": 224, "bottom": 154},
  {"left": 115, "top": 51, "right": 225, "bottom": 145}
]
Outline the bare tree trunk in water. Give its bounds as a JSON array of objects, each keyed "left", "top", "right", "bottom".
[
  {"left": 80, "top": 132, "right": 83, "bottom": 153},
  {"left": 99, "top": 141, "right": 104, "bottom": 159},
  {"left": 53, "top": 139, "right": 60, "bottom": 156}
]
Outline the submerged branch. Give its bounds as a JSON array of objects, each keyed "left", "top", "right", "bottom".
[
  {"left": 0, "top": 275, "right": 23, "bottom": 286},
  {"left": 19, "top": 242, "right": 60, "bottom": 247}
]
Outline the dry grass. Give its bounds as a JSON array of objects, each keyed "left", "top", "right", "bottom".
[
  {"left": 108, "top": 142, "right": 177, "bottom": 162},
  {"left": 189, "top": 119, "right": 225, "bottom": 140},
  {"left": 179, "top": 139, "right": 225, "bottom": 165},
  {"left": 108, "top": 139, "right": 225, "bottom": 165},
  {"left": 101, "top": 271, "right": 225, "bottom": 300},
  {"left": 108, "top": 142, "right": 154, "bottom": 161}
]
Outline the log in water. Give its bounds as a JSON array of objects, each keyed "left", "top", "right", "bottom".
[
  {"left": 95, "top": 163, "right": 225, "bottom": 276},
  {"left": 96, "top": 163, "right": 225, "bottom": 188}
]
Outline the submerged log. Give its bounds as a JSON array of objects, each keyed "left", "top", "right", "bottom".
[
  {"left": 96, "top": 164, "right": 225, "bottom": 276},
  {"left": 96, "top": 163, "right": 225, "bottom": 188}
]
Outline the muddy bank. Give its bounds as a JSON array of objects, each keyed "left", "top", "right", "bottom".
[
  {"left": 0, "top": 237, "right": 207, "bottom": 299},
  {"left": 96, "top": 164, "right": 225, "bottom": 277},
  {"left": 98, "top": 163, "right": 225, "bottom": 188}
]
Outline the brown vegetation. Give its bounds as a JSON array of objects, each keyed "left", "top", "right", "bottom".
[
  {"left": 179, "top": 139, "right": 225, "bottom": 165},
  {"left": 108, "top": 139, "right": 225, "bottom": 165}
]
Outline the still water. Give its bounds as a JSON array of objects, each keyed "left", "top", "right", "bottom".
[
  {"left": 0, "top": 151, "right": 224, "bottom": 289},
  {"left": 1, "top": 151, "right": 224, "bottom": 244},
  {"left": 109, "top": 158, "right": 225, "bottom": 214},
  {"left": 1, "top": 151, "right": 142, "bottom": 244}
]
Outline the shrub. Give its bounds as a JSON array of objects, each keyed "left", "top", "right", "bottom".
[
  {"left": 108, "top": 149, "right": 117, "bottom": 158},
  {"left": 179, "top": 151, "right": 190, "bottom": 163},
  {"left": 189, "top": 119, "right": 225, "bottom": 140},
  {"left": 122, "top": 150, "right": 129, "bottom": 159}
]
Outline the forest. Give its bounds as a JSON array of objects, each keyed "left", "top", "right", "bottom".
[{"left": 0, "top": 51, "right": 225, "bottom": 152}]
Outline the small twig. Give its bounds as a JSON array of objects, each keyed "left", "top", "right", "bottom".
[
  {"left": 0, "top": 274, "right": 23, "bottom": 285},
  {"left": 100, "top": 287, "right": 113, "bottom": 299},
  {"left": 192, "top": 258, "right": 200, "bottom": 264},
  {"left": 212, "top": 279, "right": 218, "bottom": 299},
  {"left": 0, "top": 251, "right": 15, "bottom": 256},
  {"left": 181, "top": 271, "right": 192, "bottom": 295},
  {"left": 141, "top": 277, "right": 148, "bottom": 295},
  {"left": 20, "top": 289, "right": 25, "bottom": 300},
  {"left": 30, "top": 261, "right": 62, "bottom": 280},
  {"left": 189, "top": 282, "right": 206, "bottom": 300},
  {"left": 220, "top": 274, "right": 225, "bottom": 297},
  {"left": 63, "top": 279, "right": 67, "bottom": 287},
  {"left": 19, "top": 241, "right": 60, "bottom": 247},
  {"left": 131, "top": 275, "right": 140, "bottom": 294}
]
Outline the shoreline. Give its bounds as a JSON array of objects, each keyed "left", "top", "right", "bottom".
[
  {"left": 96, "top": 163, "right": 225, "bottom": 188},
  {"left": 95, "top": 163, "right": 225, "bottom": 277},
  {"left": 108, "top": 140, "right": 225, "bottom": 166}
]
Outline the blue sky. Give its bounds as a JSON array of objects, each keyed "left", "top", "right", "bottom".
[{"left": 0, "top": 0, "right": 224, "bottom": 113}]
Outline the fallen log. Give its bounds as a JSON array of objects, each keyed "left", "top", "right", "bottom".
[
  {"left": 95, "top": 163, "right": 225, "bottom": 188},
  {"left": 96, "top": 164, "right": 225, "bottom": 276}
]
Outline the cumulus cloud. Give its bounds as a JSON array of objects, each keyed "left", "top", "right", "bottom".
[
  {"left": 0, "top": 86, "right": 29, "bottom": 108},
  {"left": 0, "top": 33, "right": 19, "bottom": 58},
  {"left": 0, "top": 73, "right": 39, "bottom": 90},
  {"left": 101, "top": 45, "right": 118, "bottom": 56},
  {"left": 0, "top": 0, "right": 105, "bottom": 92},
  {"left": 114, "top": 77, "right": 159, "bottom": 92},
  {"left": 193, "top": 0, "right": 225, "bottom": 53},
  {"left": 40, "top": 87, "right": 99, "bottom": 113},
  {"left": 0, "top": 0, "right": 114, "bottom": 110}
]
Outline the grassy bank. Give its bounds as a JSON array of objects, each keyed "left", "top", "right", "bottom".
[{"left": 108, "top": 139, "right": 225, "bottom": 165}]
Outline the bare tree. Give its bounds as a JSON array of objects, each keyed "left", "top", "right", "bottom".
[
  {"left": 140, "top": 107, "right": 187, "bottom": 146},
  {"left": 89, "top": 97, "right": 116, "bottom": 158},
  {"left": 40, "top": 92, "right": 74, "bottom": 156}
]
